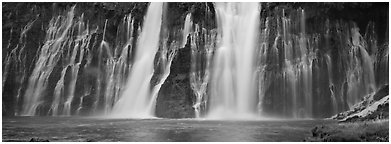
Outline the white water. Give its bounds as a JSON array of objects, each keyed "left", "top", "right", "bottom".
[
  {"left": 189, "top": 5, "right": 217, "bottom": 118},
  {"left": 89, "top": 13, "right": 135, "bottom": 115},
  {"left": 6, "top": 2, "right": 381, "bottom": 119},
  {"left": 111, "top": 3, "right": 164, "bottom": 118},
  {"left": 190, "top": 24, "right": 216, "bottom": 118},
  {"left": 181, "top": 13, "right": 193, "bottom": 48},
  {"left": 21, "top": 6, "right": 76, "bottom": 116},
  {"left": 47, "top": 13, "right": 95, "bottom": 116},
  {"left": 63, "top": 14, "right": 93, "bottom": 116},
  {"left": 325, "top": 54, "right": 339, "bottom": 114},
  {"left": 280, "top": 9, "right": 315, "bottom": 118},
  {"left": 346, "top": 26, "right": 376, "bottom": 107},
  {"left": 207, "top": 3, "right": 260, "bottom": 119},
  {"left": 4, "top": 18, "right": 36, "bottom": 115}
]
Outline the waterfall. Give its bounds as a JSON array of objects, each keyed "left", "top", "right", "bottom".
[
  {"left": 181, "top": 13, "right": 193, "bottom": 48},
  {"left": 90, "top": 13, "right": 135, "bottom": 116},
  {"left": 76, "top": 86, "right": 92, "bottom": 115},
  {"left": 48, "top": 13, "right": 95, "bottom": 116},
  {"left": 346, "top": 26, "right": 376, "bottom": 107},
  {"left": 278, "top": 9, "right": 315, "bottom": 118},
  {"left": 189, "top": 4, "right": 217, "bottom": 118},
  {"left": 202, "top": 5, "right": 378, "bottom": 119},
  {"left": 12, "top": 3, "right": 174, "bottom": 117},
  {"left": 62, "top": 14, "right": 93, "bottom": 116},
  {"left": 325, "top": 54, "right": 338, "bottom": 114},
  {"left": 190, "top": 24, "right": 217, "bottom": 118},
  {"left": 3, "top": 3, "right": 385, "bottom": 119},
  {"left": 21, "top": 6, "right": 76, "bottom": 116},
  {"left": 4, "top": 17, "right": 37, "bottom": 115},
  {"left": 207, "top": 2, "right": 260, "bottom": 119},
  {"left": 111, "top": 2, "right": 164, "bottom": 118}
]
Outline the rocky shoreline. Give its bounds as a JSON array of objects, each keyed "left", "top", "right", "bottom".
[
  {"left": 305, "top": 120, "right": 388, "bottom": 142},
  {"left": 305, "top": 85, "right": 389, "bottom": 142}
]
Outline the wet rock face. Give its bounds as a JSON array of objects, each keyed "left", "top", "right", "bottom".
[{"left": 155, "top": 46, "right": 195, "bottom": 118}]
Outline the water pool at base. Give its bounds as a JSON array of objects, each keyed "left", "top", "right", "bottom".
[{"left": 2, "top": 116, "right": 335, "bottom": 142}]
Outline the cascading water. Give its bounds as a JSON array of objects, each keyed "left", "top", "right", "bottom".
[
  {"left": 207, "top": 3, "right": 260, "bottom": 119},
  {"left": 86, "top": 12, "right": 136, "bottom": 116},
  {"left": 279, "top": 9, "right": 315, "bottom": 118},
  {"left": 2, "top": 2, "right": 387, "bottom": 119},
  {"left": 149, "top": 39, "right": 178, "bottom": 117},
  {"left": 110, "top": 2, "right": 164, "bottom": 118},
  {"left": 62, "top": 14, "right": 94, "bottom": 116},
  {"left": 190, "top": 24, "right": 217, "bottom": 118},
  {"left": 325, "top": 54, "right": 338, "bottom": 114},
  {"left": 21, "top": 6, "right": 77, "bottom": 116},
  {"left": 181, "top": 13, "right": 193, "bottom": 48},
  {"left": 188, "top": 3, "right": 217, "bottom": 118},
  {"left": 3, "top": 17, "right": 37, "bottom": 116},
  {"left": 195, "top": 4, "right": 379, "bottom": 119},
  {"left": 346, "top": 26, "right": 377, "bottom": 107},
  {"left": 6, "top": 3, "right": 180, "bottom": 117}
]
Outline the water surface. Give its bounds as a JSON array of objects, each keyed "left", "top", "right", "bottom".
[{"left": 2, "top": 116, "right": 335, "bottom": 142}]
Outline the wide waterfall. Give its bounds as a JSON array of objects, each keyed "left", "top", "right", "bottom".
[
  {"left": 2, "top": 2, "right": 387, "bottom": 120},
  {"left": 2, "top": 2, "right": 389, "bottom": 142},
  {"left": 207, "top": 3, "right": 260, "bottom": 119},
  {"left": 186, "top": 3, "right": 382, "bottom": 119}
]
